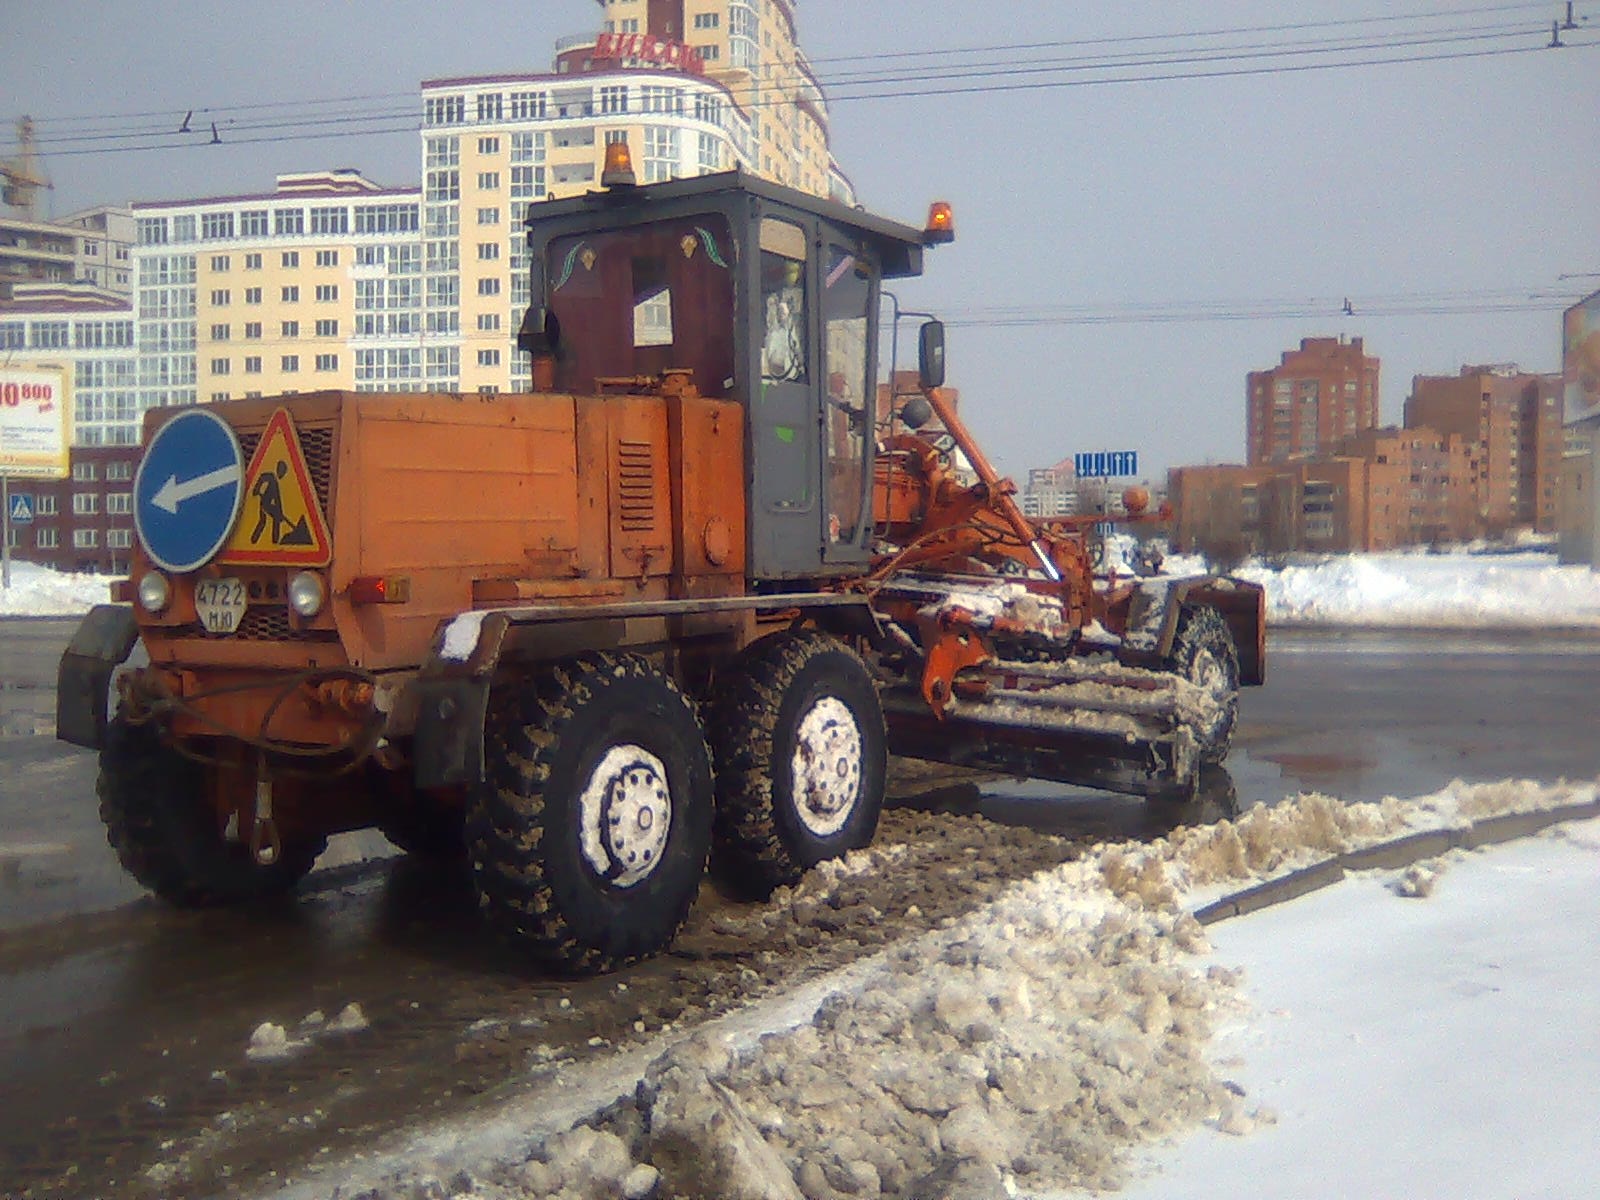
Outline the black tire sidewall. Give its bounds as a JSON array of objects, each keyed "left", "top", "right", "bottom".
[
  {"left": 523, "top": 666, "right": 712, "bottom": 958},
  {"left": 765, "top": 645, "right": 887, "bottom": 868},
  {"left": 1170, "top": 607, "right": 1241, "bottom": 765}
]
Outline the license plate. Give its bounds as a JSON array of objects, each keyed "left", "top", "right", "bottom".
[{"left": 195, "top": 577, "right": 248, "bottom": 635}]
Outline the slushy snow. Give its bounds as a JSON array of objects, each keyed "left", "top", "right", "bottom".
[{"left": 263, "top": 776, "right": 1598, "bottom": 1200}]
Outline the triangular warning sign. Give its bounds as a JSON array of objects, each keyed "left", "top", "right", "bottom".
[{"left": 219, "top": 408, "right": 332, "bottom": 566}]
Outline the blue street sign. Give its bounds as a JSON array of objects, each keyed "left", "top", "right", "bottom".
[
  {"left": 1074, "top": 450, "right": 1139, "bottom": 479},
  {"left": 8, "top": 493, "right": 33, "bottom": 525},
  {"left": 133, "top": 408, "right": 245, "bottom": 573}
]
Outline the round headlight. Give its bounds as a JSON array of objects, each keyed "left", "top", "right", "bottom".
[
  {"left": 287, "top": 571, "right": 326, "bottom": 618},
  {"left": 136, "top": 571, "right": 171, "bottom": 614}
]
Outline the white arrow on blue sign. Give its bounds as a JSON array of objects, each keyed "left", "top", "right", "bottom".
[
  {"left": 8, "top": 493, "right": 33, "bottom": 525},
  {"left": 133, "top": 408, "right": 245, "bottom": 573},
  {"left": 1074, "top": 451, "right": 1139, "bottom": 479}
]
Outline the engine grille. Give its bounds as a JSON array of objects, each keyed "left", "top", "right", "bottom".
[{"left": 616, "top": 438, "right": 657, "bottom": 532}]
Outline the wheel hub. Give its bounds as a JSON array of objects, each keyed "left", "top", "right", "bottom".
[
  {"left": 578, "top": 744, "right": 672, "bottom": 888},
  {"left": 790, "top": 697, "right": 863, "bottom": 838}
]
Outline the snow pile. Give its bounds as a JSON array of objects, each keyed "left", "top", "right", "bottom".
[
  {"left": 0, "top": 560, "right": 114, "bottom": 616},
  {"left": 244, "top": 1004, "right": 370, "bottom": 1063},
  {"left": 1233, "top": 551, "right": 1600, "bottom": 629}
]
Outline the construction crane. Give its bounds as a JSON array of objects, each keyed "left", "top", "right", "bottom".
[{"left": 1, "top": 117, "right": 52, "bottom": 221}]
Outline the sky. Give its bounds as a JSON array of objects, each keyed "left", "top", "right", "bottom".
[{"left": 4, "top": 0, "right": 1598, "bottom": 480}]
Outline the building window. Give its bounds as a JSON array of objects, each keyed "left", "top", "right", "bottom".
[
  {"left": 282, "top": 320, "right": 299, "bottom": 337},
  {"left": 36, "top": 495, "right": 57, "bottom": 516},
  {"left": 107, "top": 492, "right": 132, "bottom": 515},
  {"left": 282, "top": 286, "right": 300, "bottom": 302},
  {"left": 74, "top": 529, "right": 99, "bottom": 549},
  {"left": 244, "top": 252, "right": 262, "bottom": 269},
  {"left": 510, "top": 91, "right": 546, "bottom": 119},
  {"left": 315, "top": 284, "right": 338, "bottom": 302},
  {"left": 106, "top": 461, "right": 132, "bottom": 482},
  {"left": 477, "top": 206, "right": 500, "bottom": 226},
  {"left": 478, "top": 135, "right": 500, "bottom": 155},
  {"left": 240, "top": 209, "right": 268, "bottom": 237},
  {"left": 476, "top": 93, "right": 502, "bottom": 122},
  {"left": 354, "top": 203, "right": 419, "bottom": 233},
  {"left": 599, "top": 85, "right": 628, "bottom": 114},
  {"left": 698, "top": 44, "right": 720, "bottom": 60},
  {"left": 210, "top": 289, "right": 230, "bottom": 306},
  {"left": 477, "top": 242, "right": 500, "bottom": 261},
  {"left": 35, "top": 528, "right": 59, "bottom": 550},
  {"left": 274, "top": 208, "right": 305, "bottom": 236},
  {"left": 477, "top": 171, "right": 501, "bottom": 191},
  {"left": 282, "top": 250, "right": 300, "bottom": 268},
  {"left": 315, "top": 353, "right": 339, "bottom": 372},
  {"left": 244, "top": 287, "right": 262, "bottom": 304},
  {"left": 478, "top": 349, "right": 501, "bottom": 367},
  {"left": 309, "top": 207, "right": 348, "bottom": 235},
  {"left": 202, "top": 212, "right": 234, "bottom": 240},
  {"left": 425, "top": 169, "right": 460, "bottom": 203},
  {"left": 107, "top": 529, "right": 132, "bottom": 549},
  {"left": 210, "top": 254, "right": 230, "bottom": 272},
  {"left": 210, "top": 357, "right": 230, "bottom": 376},
  {"left": 477, "top": 312, "right": 501, "bottom": 332},
  {"left": 315, "top": 249, "right": 339, "bottom": 268},
  {"left": 282, "top": 355, "right": 300, "bottom": 373},
  {"left": 73, "top": 493, "right": 99, "bottom": 515},
  {"left": 425, "top": 94, "right": 465, "bottom": 126},
  {"left": 72, "top": 461, "right": 97, "bottom": 482},
  {"left": 244, "top": 322, "right": 262, "bottom": 339},
  {"left": 315, "top": 318, "right": 339, "bottom": 337},
  {"left": 210, "top": 323, "right": 230, "bottom": 341},
  {"left": 477, "top": 277, "right": 501, "bottom": 296},
  {"left": 694, "top": 12, "right": 719, "bottom": 27},
  {"left": 244, "top": 356, "right": 262, "bottom": 373}
]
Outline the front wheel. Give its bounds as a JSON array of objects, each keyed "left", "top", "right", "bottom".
[
  {"left": 1167, "top": 605, "right": 1241, "bottom": 765},
  {"left": 708, "top": 632, "right": 887, "bottom": 896},
  {"left": 467, "top": 653, "right": 713, "bottom": 972},
  {"left": 98, "top": 719, "right": 324, "bottom": 906}
]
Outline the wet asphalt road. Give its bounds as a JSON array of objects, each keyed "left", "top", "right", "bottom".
[{"left": 1, "top": 618, "right": 1597, "bottom": 1197}]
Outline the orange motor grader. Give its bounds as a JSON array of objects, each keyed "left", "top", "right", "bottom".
[{"left": 57, "top": 158, "right": 1263, "bottom": 971}]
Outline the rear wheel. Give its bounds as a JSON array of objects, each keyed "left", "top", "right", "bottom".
[
  {"left": 98, "top": 718, "right": 324, "bottom": 906},
  {"left": 709, "top": 632, "right": 887, "bottom": 896},
  {"left": 467, "top": 653, "right": 713, "bottom": 972},
  {"left": 1167, "top": 606, "right": 1241, "bottom": 765}
]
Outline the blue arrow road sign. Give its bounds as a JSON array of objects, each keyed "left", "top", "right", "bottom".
[
  {"left": 1074, "top": 450, "right": 1139, "bottom": 479},
  {"left": 8, "top": 493, "right": 33, "bottom": 525},
  {"left": 134, "top": 408, "right": 245, "bottom": 573}
]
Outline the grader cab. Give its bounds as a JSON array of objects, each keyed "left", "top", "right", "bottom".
[{"left": 58, "top": 162, "right": 1263, "bottom": 970}]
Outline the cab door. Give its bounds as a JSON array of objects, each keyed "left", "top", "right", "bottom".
[{"left": 817, "top": 231, "right": 876, "bottom": 567}]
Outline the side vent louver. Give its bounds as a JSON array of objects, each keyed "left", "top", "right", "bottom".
[{"left": 617, "top": 438, "right": 656, "bottom": 532}]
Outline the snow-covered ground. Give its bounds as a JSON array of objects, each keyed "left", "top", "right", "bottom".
[
  {"left": 8, "top": 549, "right": 1600, "bottom": 629},
  {"left": 253, "top": 777, "right": 1600, "bottom": 1200}
]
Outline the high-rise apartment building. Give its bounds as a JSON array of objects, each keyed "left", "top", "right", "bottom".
[
  {"left": 1404, "top": 365, "right": 1562, "bottom": 532},
  {"left": 1246, "top": 336, "right": 1380, "bottom": 465},
  {"left": 0, "top": 205, "right": 134, "bottom": 302},
  {"left": 1021, "top": 457, "right": 1080, "bottom": 519}
]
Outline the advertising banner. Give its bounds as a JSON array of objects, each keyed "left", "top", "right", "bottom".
[
  {"left": 0, "top": 366, "right": 71, "bottom": 479},
  {"left": 1563, "top": 290, "right": 1600, "bottom": 419}
]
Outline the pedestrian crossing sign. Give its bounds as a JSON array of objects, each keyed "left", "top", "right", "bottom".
[{"left": 219, "top": 408, "right": 331, "bottom": 566}]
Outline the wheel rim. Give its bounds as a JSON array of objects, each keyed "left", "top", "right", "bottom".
[
  {"left": 1188, "top": 647, "right": 1233, "bottom": 740},
  {"left": 577, "top": 744, "right": 672, "bottom": 889},
  {"left": 789, "top": 696, "right": 863, "bottom": 838}
]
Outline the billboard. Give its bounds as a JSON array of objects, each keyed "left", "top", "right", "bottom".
[
  {"left": 1564, "top": 289, "right": 1600, "bottom": 419},
  {"left": 0, "top": 365, "right": 71, "bottom": 479}
]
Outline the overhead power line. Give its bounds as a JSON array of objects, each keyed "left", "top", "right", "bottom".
[{"left": 17, "top": 4, "right": 1597, "bottom": 158}]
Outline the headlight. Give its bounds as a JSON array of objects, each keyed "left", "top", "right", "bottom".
[
  {"left": 287, "top": 571, "right": 326, "bottom": 618},
  {"left": 136, "top": 572, "right": 171, "bottom": 614}
]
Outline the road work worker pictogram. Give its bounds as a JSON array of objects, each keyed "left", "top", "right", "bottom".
[{"left": 220, "top": 408, "right": 332, "bottom": 566}]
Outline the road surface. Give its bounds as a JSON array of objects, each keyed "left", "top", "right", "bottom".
[{"left": 1, "top": 619, "right": 1596, "bottom": 1198}]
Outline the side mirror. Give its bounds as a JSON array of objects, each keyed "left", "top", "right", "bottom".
[
  {"left": 517, "top": 307, "right": 561, "bottom": 358},
  {"left": 918, "top": 320, "right": 946, "bottom": 391}
]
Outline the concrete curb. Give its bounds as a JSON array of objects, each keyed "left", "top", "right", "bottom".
[{"left": 1192, "top": 799, "right": 1600, "bottom": 925}]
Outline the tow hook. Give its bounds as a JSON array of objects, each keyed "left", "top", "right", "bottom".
[{"left": 248, "top": 756, "right": 283, "bottom": 866}]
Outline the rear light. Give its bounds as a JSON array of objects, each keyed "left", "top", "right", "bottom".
[
  {"left": 347, "top": 575, "right": 411, "bottom": 605},
  {"left": 287, "top": 571, "right": 327, "bottom": 617},
  {"left": 136, "top": 572, "right": 171, "bottom": 614}
]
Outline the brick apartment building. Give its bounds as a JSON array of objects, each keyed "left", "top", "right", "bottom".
[
  {"left": 4, "top": 443, "right": 142, "bottom": 575},
  {"left": 1247, "top": 336, "right": 1381, "bottom": 465},
  {"left": 1405, "top": 366, "right": 1563, "bottom": 533}
]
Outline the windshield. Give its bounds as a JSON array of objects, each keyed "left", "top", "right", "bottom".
[{"left": 545, "top": 215, "right": 736, "bottom": 397}]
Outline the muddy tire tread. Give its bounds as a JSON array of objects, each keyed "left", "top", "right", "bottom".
[{"left": 1168, "top": 605, "right": 1242, "bottom": 766}]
